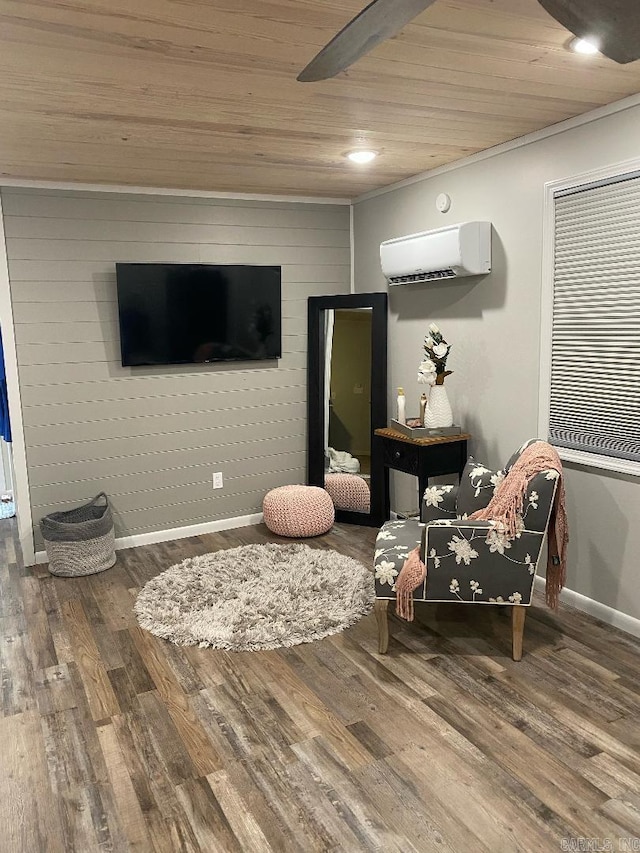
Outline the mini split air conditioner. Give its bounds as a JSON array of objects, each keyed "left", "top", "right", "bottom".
[{"left": 380, "top": 221, "right": 492, "bottom": 284}]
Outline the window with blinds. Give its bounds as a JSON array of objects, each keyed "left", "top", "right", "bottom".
[{"left": 549, "top": 172, "right": 640, "bottom": 467}]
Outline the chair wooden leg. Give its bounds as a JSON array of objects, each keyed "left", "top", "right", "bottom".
[
  {"left": 374, "top": 599, "right": 389, "bottom": 654},
  {"left": 511, "top": 605, "right": 526, "bottom": 661}
]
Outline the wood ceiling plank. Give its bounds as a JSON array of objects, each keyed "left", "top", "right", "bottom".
[
  {"left": 0, "top": 29, "right": 628, "bottom": 116},
  {"left": 0, "top": 0, "right": 639, "bottom": 195},
  {"left": 0, "top": 108, "right": 528, "bottom": 155},
  {"left": 2, "top": 57, "right": 579, "bottom": 133},
  {"left": 2, "top": 7, "right": 636, "bottom": 98}
]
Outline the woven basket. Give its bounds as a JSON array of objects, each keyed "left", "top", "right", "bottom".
[{"left": 40, "top": 492, "right": 116, "bottom": 577}]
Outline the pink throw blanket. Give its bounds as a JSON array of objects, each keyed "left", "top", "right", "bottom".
[{"left": 469, "top": 440, "right": 568, "bottom": 610}]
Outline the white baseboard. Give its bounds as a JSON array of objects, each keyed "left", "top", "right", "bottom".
[
  {"left": 34, "top": 511, "right": 264, "bottom": 565},
  {"left": 30, "top": 515, "right": 640, "bottom": 642},
  {"left": 534, "top": 576, "right": 640, "bottom": 639}
]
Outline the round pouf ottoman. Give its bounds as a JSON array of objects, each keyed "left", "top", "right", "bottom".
[
  {"left": 325, "top": 473, "right": 371, "bottom": 513},
  {"left": 263, "top": 485, "right": 334, "bottom": 538}
]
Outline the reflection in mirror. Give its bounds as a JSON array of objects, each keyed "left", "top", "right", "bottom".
[
  {"left": 307, "top": 292, "right": 387, "bottom": 528},
  {"left": 325, "top": 309, "right": 372, "bottom": 513}
]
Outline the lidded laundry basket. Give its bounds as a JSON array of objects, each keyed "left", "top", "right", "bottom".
[{"left": 40, "top": 492, "right": 116, "bottom": 577}]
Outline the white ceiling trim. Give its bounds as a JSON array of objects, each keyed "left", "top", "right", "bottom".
[
  {"left": 0, "top": 179, "right": 351, "bottom": 206},
  {"left": 354, "top": 91, "right": 640, "bottom": 204}
]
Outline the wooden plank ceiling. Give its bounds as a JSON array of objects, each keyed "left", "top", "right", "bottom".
[{"left": 1, "top": 0, "right": 640, "bottom": 198}]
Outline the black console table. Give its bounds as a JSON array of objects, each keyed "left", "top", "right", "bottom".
[{"left": 374, "top": 427, "right": 470, "bottom": 518}]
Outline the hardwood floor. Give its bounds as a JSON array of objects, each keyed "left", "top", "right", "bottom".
[{"left": 2, "top": 518, "right": 640, "bottom": 851}]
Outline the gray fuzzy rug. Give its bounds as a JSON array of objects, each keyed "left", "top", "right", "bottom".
[{"left": 134, "top": 542, "right": 375, "bottom": 651}]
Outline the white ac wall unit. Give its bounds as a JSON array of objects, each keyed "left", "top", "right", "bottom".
[{"left": 380, "top": 221, "right": 491, "bottom": 284}]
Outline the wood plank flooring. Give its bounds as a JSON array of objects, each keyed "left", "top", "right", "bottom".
[{"left": 2, "top": 518, "right": 640, "bottom": 851}]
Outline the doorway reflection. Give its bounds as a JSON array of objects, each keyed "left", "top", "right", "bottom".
[
  {"left": 324, "top": 309, "right": 372, "bottom": 512},
  {"left": 307, "top": 291, "right": 387, "bottom": 527}
]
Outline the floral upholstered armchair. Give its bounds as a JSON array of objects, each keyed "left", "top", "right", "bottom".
[{"left": 373, "top": 440, "right": 561, "bottom": 661}]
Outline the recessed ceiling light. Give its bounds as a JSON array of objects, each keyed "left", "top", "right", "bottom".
[
  {"left": 346, "top": 150, "right": 377, "bottom": 164},
  {"left": 569, "top": 36, "right": 600, "bottom": 55}
]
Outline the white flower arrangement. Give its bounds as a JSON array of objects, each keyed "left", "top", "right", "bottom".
[{"left": 417, "top": 323, "right": 452, "bottom": 386}]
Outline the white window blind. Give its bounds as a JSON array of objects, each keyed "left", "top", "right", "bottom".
[{"left": 550, "top": 172, "right": 640, "bottom": 465}]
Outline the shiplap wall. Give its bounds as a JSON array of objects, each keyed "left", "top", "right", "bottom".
[{"left": 1, "top": 188, "right": 350, "bottom": 549}]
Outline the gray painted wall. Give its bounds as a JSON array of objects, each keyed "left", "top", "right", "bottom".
[
  {"left": 2, "top": 188, "right": 350, "bottom": 549},
  {"left": 354, "top": 104, "right": 640, "bottom": 621}
]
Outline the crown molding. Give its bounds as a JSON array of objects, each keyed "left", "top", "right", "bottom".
[{"left": 0, "top": 178, "right": 351, "bottom": 206}]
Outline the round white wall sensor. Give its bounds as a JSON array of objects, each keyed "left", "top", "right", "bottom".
[{"left": 436, "top": 192, "right": 451, "bottom": 213}]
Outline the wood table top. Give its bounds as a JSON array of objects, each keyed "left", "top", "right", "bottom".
[{"left": 374, "top": 427, "right": 471, "bottom": 447}]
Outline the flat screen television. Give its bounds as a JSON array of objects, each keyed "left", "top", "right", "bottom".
[{"left": 116, "top": 263, "right": 281, "bottom": 367}]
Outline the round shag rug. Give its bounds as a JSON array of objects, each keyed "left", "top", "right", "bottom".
[{"left": 134, "top": 542, "right": 375, "bottom": 651}]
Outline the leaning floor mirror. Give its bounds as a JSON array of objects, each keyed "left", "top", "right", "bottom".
[{"left": 307, "top": 292, "right": 388, "bottom": 527}]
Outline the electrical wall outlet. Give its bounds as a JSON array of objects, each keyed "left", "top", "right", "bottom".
[{"left": 212, "top": 471, "right": 223, "bottom": 489}]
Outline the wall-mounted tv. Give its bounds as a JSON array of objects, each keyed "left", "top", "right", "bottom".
[{"left": 116, "top": 263, "right": 281, "bottom": 367}]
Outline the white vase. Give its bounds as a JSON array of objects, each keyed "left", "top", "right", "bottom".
[{"left": 424, "top": 385, "right": 453, "bottom": 428}]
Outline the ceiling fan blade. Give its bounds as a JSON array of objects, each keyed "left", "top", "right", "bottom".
[
  {"left": 537, "top": 0, "right": 640, "bottom": 63},
  {"left": 297, "top": 0, "right": 437, "bottom": 82}
]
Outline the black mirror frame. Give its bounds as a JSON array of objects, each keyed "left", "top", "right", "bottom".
[{"left": 307, "top": 292, "right": 388, "bottom": 527}]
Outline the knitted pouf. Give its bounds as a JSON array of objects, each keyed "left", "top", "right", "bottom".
[
  {"left": 324, "top": 473, "right": 371, "bottom": 513},
  {"left": 263, "top": 485, "right": 334, "bottom": 538}
]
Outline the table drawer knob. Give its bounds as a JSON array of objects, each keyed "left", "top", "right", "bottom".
[{"left": 394, "top": 451, "right": 401, "bottom": 459}]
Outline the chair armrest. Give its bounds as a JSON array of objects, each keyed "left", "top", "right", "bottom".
[
  {"left": 420, "top": 518, "right": 492, "bottom": 559},
  {"left": 421, "top": 484, "right": 458, "bottom": 523},
  {"left": 421, "top": 520, "right": 543, "bottom": 605}
]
